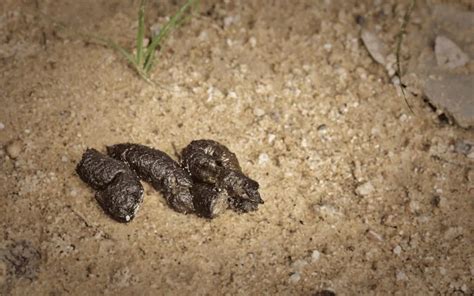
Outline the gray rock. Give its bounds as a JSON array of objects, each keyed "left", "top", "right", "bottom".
[
  {"left": 424, "top": 74, "right": 474, "bottom": 128},
  {"left": 435, "top": 36, "right": 469, "bottom": 69},
  {"left": 454, "top": 140, "right": 472, "bottom": 155},
  {"left": 355, "top": 181, "right": 374, "bottom": 196},
  {"left": 361, "top": 30, "right": 387, "bottom": 65},
  {"left": 6, "top": 140, "right": 22, "bottom": 159},
  {"left": 288, "top": 272, "right": 301, "bottom": 284},
  {"left": 311, "top": 250, "right": 321, "bottom": 262},
  {"left": 291, "top": 259, "right": 308, "bottom": 272}
]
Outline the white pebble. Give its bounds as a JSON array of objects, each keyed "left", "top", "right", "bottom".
[
  {"left": 249, "top": 36, "right": 257, "bottom": 48},
  {"left": 0, "top": 122, "right": 4, "bottom": 130},
  {"left": 355, "top": 181, "right": 374, "bottom": 196},
  {"left": 311, "top": 250, "right": 320, "bottom": 262},
  {"left": 396, "top": 270, "right": 408, "bottom": 281},
  {"left": 227, "top": 91, "right": 237, "bottom": 99},
  {"left": 268, "top": 134, "right": 276, "bottom": 144},
  {"left": 393, "top": 245, "right": 402, "bottom": 255},
  {"left": 301, "top": 138, "right": 308, "bottom": 148},
  {"left": 198, "top": 30, "right": 208, "bottom": 41},
  {"left": 223, "top": 16, "right": 235, "bottom": 27},
  {"left": 323, "top": 43, "right": 332, "bottom": 51},
  {"left": 288, "top": 272, "right": 301, "bottom": 284},
  {"left": 291, "top": 259, "right": 308, "bottom": 272},
  {"left": 258, "top": 153, "right": 269, "bottom": 165},
  {"left": 6, "top": 140, "right": 22, "bottom": 159},
  {"left": 61, "top": 156, "right": 69, "bottom": 162},
  {"left": 409, "top": 200, "right": 420, "bottom": 213},
  {"left": 253, "top": 108, "right": 265, "bottom": 117}
]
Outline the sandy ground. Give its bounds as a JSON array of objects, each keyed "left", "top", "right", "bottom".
[{"left": 1, "top": 0, "right": 473, "bottom": 295}]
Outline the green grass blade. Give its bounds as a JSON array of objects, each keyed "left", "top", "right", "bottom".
[
  {"left": 143, "top": 0, "right": 196, "bottom": 73},
  {"left": 136, "top": 0, "right": 146, "bottom": 66}
]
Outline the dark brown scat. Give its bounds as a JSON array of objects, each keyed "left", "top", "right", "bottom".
[
  {"left": 181, "top": 139, "right": 263, "bottom": 214},
  {"left": 107, "top": 143, "right": 194, "bottom": 214},
  {"left": 191, "top": 182, "right": 229, "bottom": 219},
  {"left": 76, "top": 148, "right": 144, "bottom": 223}
]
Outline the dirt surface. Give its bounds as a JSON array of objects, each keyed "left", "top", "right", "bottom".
[{"left": 1, "top": 0, "right": 473, "bottom": 294}]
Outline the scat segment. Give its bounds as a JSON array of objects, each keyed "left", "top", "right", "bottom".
[
  {"left": 182, "top": 139, "right": 263, "bottom": 213},
  {"left": 107, "top": 143, "right": 195, "bottom": 214},
  {"left": 191, "top": 182, "right": 229, "bottom": 219},
  {"left": 76, "top": 148, "right": 144, "bottom": 223}
]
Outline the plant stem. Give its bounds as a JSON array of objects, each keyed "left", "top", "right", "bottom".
[{"left": 136, "top": 0, "right": 147, "bottom": 66}]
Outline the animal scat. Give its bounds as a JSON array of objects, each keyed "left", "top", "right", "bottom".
[
  {"left": 228, "top": 197, "right": 259, "bottom": 213},
  {"left": 76, "top": 148, "right": 144, "bottom": 223},
  {"left": 107, "top": 143, "right": 195, "bottom": 214},
  {"left": 191, "top": 182, "right": 229, "bottom": 218},
  {"left": 181, "top": 139, "right": 263, "bottom": 213},
  {"left": 181, "top": 140, "right": 241, "bottom": 184}
]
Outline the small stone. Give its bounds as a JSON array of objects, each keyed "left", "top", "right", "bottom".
[
  {"left": 223, "top": 15, "right": 235, "bottom": 27},
  {"left": 396, "top": 270, "right": 408, "bottom": 281},
  {"left": 258, "top": 153, "right": 270, "bottom": 165},
  {"left": 198, "top": 30, "right": 208, "bottom": 41},
  {"left": 288, "top": 272, "right": 301, "bottom": 284},
  {"left": 461, "top": 284, "right": 468, "bottom": 293},
  {"left": 361, "top": 29, "right": 387, "bottom": 65},
  {"left": 6, "top": 140, "right": 22, "bottom": 159},
  {"left": 435, "top": 36, "right": 469, "bottom": 69},
  {"left": 311, "top": 250, "right": 321, "bottom": 262},
  {"left": 70, "top": 189, "right": 78, "bottom": 197},
  {"left": 399, "top": 113, "right": 408, "bottom": 122},
  {"left": 317, "top": 124, "right": 328, "bottom": 133},
  {"left": 408, "top": 200, "right": 420, "bottom": 213},
  {"left": 468, "top": 170, "right": 474, "bottom": 182},
  {"left": 249, "top": 37, "right": 257, "bottom": 48},
  {"left": 268, "top": 134, "right": 276, "bottom": 144},
  {"left": 355, "top": 181, "right": 374, "bottom": 196},
  {"left": 367, "top": 229, "right": 384, "bottom": 242},
  {"left": 439, "top": 267, "right": 447, "bottom": 275},
  {"left": 468, "top": 151, "right": 474, "bottom": 159},
  {"left": 393, "top": 245, "right": 402, "bottom": 255},
  {"left": 254, "top": 108, "right": 265, "bottom": 117},
  {"left": 424, "top": 74, "right": 474, "bottom": 128},
  {"left": 454, "top": 140, "right": 472, "bottom": 155},
  {"left": 291, "top": 259, "right": 308, "bottom": 272},
  {"left": 0, "top": 122, "right": 4, "bottom": 130},
  {"left": 61, "top": 156, "right": 69, "bottom": 162},
  {"left": 301, "top": 138, "right": 308, "bottom": 148}
]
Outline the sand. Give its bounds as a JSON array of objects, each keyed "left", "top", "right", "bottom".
[{"left": 1, "top": 0, "right": 473, "bottom": 294}]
